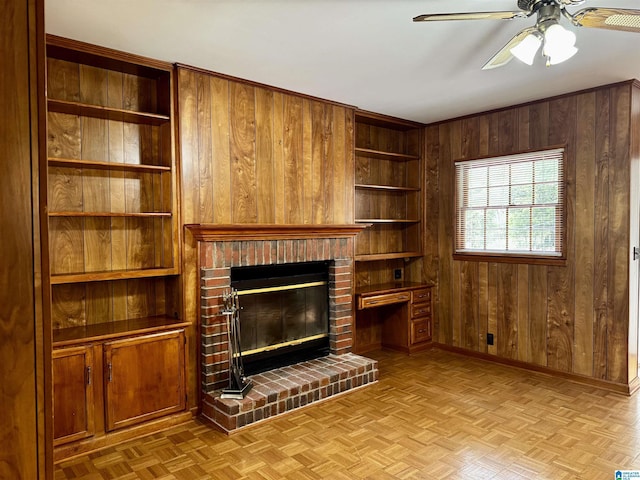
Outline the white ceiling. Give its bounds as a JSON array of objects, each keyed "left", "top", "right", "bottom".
[{"left": 45, "top": 0, "right": 640, "bottom": 124}]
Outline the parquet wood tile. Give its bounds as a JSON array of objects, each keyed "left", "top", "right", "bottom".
[{"left": 55, "top": 349, "right": 640, "bottom": 479}]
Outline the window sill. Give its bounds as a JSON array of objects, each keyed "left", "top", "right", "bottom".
[{"left": 453, "top": 252, "right": 567, "bottom": 266}]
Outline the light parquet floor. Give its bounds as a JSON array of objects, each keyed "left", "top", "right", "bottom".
[{"left": 55, "top": 349, "right": 640, "bottom": 479}]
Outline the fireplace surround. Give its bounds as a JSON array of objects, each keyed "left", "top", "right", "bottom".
[{"left": 188, "top": 224, "right": 379, "bottom": 431}]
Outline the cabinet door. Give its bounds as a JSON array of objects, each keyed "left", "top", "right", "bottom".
[
  {"left": 52, "top": 346, "right": 95, "bottom": 446},
  {"left": 104, "top": 330, "right": 185, "bottom": 432}
]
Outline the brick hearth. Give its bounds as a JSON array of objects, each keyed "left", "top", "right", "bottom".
[
  {"left": 205, "top": 353, "right": 378, "bottom": 432},
  {"left": 191, "top": 226, "right": 377, "bottom": 432}
]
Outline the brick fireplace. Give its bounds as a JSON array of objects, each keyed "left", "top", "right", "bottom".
[{"left": 188, "top": 224, "right": 379, "bottom": 432}]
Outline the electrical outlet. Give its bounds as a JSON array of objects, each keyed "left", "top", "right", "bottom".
[
  {"left": 487, "top": 333, "right": 494, "bottom": 345},
  {"left": 394, "top": 268, "right": 403, "bottom": 280}
]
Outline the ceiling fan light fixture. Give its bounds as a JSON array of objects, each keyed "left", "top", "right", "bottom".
[
  {"left": 510, "top": 32, "right": 542, "bottom": 65},
  {"left": 542, "top": 23, "right": 578, "bottom": 65}
]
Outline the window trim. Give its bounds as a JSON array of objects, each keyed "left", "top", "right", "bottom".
[{"left": 453, "top": 145, "right": 568, "bottom": 266}]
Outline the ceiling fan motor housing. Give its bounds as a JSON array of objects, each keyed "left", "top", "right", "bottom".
[{"left": 518, "top": 0, "right": 558, "bottom": 13}]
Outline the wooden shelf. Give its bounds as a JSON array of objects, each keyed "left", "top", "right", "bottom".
[
  {"left": 355, "top": 147, "right": 419, "bottom": 161},
  {"left": 356, "top": 219, "right": 420, "bottom": 224},
  {"left": 47, "top": 98, "right": 170, "bottom": 125},
  {"left": 355, "top": 184, "right": 420, "bottom": 192},
  {"left": 53, "top": 315, "right": 189, "bottom": 347},
  {"left": 51, "top": 268, "right": 179, "bottom": 285},
  {"left": 48, "top": 157, "right": 171, "bottom": 172},
  {"left": 48, "top": 211, "right": 172, "bottom": 218},
  {"left": 355, "top": 252, "right": 423, "bottom": 262}
]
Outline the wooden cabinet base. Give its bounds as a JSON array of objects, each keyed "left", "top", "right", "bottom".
[
  {"left": 355, "top": 283, "right": 433, "bottom": 354},
  {"left": 53, "top": 410, "right": 193, "bottom": 463}
]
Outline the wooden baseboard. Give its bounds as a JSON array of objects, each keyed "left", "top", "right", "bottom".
[
  {"left": 54, "top": 411, "right": 194, "bottom": 463},
  {"left": 434, "top": 343, "right": 637, "bottom": 396}
]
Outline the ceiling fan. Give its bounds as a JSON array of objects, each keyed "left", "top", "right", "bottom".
[{"left": 414, "top": 0, "right": 640, "bottom": 69}]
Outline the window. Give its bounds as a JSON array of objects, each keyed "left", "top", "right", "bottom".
[{"left": 455, "top": 147, "right": 565, "bottom": 262}]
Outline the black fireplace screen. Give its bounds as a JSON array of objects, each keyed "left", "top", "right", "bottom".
[{"left": 231, "top": 261, "right": 330, "bottom": 374}]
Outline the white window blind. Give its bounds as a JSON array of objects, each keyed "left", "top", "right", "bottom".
[{"left": 455, "top": 147, "right": 565, "bottom": 258}]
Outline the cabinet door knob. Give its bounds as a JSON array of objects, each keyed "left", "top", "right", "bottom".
[
  {"left": 107, "top": 363, "right": 113, "bottom": 382},
  {"left": 86, "top": 366, "right": 92, "bottom": 385}
]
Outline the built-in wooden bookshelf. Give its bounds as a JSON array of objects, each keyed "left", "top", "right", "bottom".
[
  {"left": 45, "top": 35, "right": 186, "bottom": 457},
  {"left": 354, "top": 111, "right": 424, "bottom": 278}
]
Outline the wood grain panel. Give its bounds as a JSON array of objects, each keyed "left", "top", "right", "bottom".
[
  {"left": 497, "top": 263, "right": 517, "bottom": 359},
  {"left": 528, "top": 265, "right": 548, "bottom": 365},
  {"left": 230, "top": 82, "right": 257, "bottom": 223},
  {"left": 47, "top": 58, "right": 79, "bottom": 101},
  {"left": 592, "top": 88, "right": 610, "bottom": 379},
  {"left": 210, "top": 76, "right": 231, "bottom": 223},
  {"left": 574, "top": 92, "right": 596, "bottom": 376},
  {"left": 437, "top": 125, "right": 453, "bottom": 345},
  {"left": 546, "top": 96, "right": 576, "bottom": 373},
  {"left": 607, "top": 85, "right": 631, "bottom": 384},
  {"left": 178, "top": 68, "right": 199, "bottom": 224},
  {"left": 516, "top": 264, "right": 529, "bottom": 362},
  {"left": 197, "top": 74, "right": 213, "bottom": 223},
  {"left": 320, "top": 103, "right": 334, "bottom": 224},
  {"left": 282, "top": 94, "right": 303, "bottom": 224},
  {"left": 311, "top": 102, "right": 326, "bottom": 224},
  {"left": 332, "top": 106, "right": 347, "bottom": 224},
  {"left": 302, "top": 99, "right": 313, "bottom": 224},
  {"left": 460, "top": 261, "right": 479, "bottom": 350},
  {"left": 256, "top": 88, "right": 276, "bottom": 223}
]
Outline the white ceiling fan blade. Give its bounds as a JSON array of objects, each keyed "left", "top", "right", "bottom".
[
  {"left": 413, "top": 11, "right": 528, "bottom": 22},
  {"left": 572, "top": 8, "right": 640, "bottom": 33},
  {"left": 482, "top": 27, "right": 538, "bottom": 70}
]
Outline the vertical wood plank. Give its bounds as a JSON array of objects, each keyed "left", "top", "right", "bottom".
[
  {"left": 487, "top": 262, "right": 498, "bottom": 356},
  {"left": 302, "top": 99, "right": 314, "bottom": 224},
  {"left": 593, "top": 89, "right": 610, "bottom": 379},
  {"left": 528, "top": 265, "right": 548, "bottom": 365},
  {"left": 197, "top": 73, "right": 213, "bottom": 222},
  {"left": 517, "top": 264, "right": 529, "bottom": 362},
  {"left": 460, "top": 261, "right": 479, "bottom": 350},
  {"left": 273, "top": 93, "right": 285, "bottom": 224},
  {"left": 332, "top": 106, "right": 347, "bottom": 224},
  {"left": 438, "top": 124, "right": 453, "bottom": 345},
  {"left": 282, "top": 95, "right": 303, "bottom": 224},
  {"left": 311, "top": 102, "right": 326, "bottom": 225},
  {"left": 256, "top": 87, "right": 276, "bottom": 224},
  {"left": 230, "top": 82, "right": 257, "bottom": 223},
  {"left": 210, "top": 76, "right": 231, "bottom": 224},
  {"left": 322, "top": 102, "right": 334, "bottom": 224},
  {"left": 178, "top": 68, "right": 199, "bottom": 225},
  {"left": 574, "top": 92, "right": 596, "bottom": 376},
  {"left": 497, "top": 263, "right": 518, "bottom": 359},
  {"left": 546, "top": 96, "right": 576, "bottom": 373},
  {"left": 607, "top": 84, "right": 631, "bottom": 384}
]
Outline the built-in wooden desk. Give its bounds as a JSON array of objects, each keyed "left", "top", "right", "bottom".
[{"left": 354, "top": 282, "right": 433, "bottom": 354}]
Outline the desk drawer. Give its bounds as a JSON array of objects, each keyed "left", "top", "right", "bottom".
[
  {"left": 358, "top": 291, "right": 411, "bottom": 310},
  {"left": 411, "top": 319, "right": 431, "bottom": 344},
  {"left": 411, "top": 303, "right": 431, "bottom": 318},
  {"left": 412, "top": 288, "right": 431, "bottom": 304}
]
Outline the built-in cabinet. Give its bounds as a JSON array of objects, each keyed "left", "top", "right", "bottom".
[
  {"left": 53, "top": 330, "right": 186, "bottom": 446},
  {"left": 355, "top": 283, "right": 432, "bottom": 354},
  {"left": 52, "top": 346, "right": 95, "bottom": 446},
  {"left": 44, "top": 35, "right": 188, "bottom": 459}
]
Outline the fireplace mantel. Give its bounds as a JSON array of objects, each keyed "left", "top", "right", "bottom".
[{"left": 186, "top": 223, "right": 369, "bottom": 241}]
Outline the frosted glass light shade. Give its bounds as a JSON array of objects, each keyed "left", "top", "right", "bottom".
[
  {"left": 543, "top": 24, "right": 578, "bottom": 65},
  {"left": 511, "top": 33, "right": 543, "bottom": 65}
]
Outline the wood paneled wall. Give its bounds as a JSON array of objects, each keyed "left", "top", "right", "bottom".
[
  {"left": 0, "top": 0, "right": 47, "bottom": 478},
  {"left": 176, "top": 65, "right": 355, "bottom": 405},
  {"left": 426, "top": 81, "right": 640, "bottom": 387}
]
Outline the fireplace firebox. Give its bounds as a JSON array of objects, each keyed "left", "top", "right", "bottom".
[{"left": 231, "top": 261, "right": 330, "bottom": 375}]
